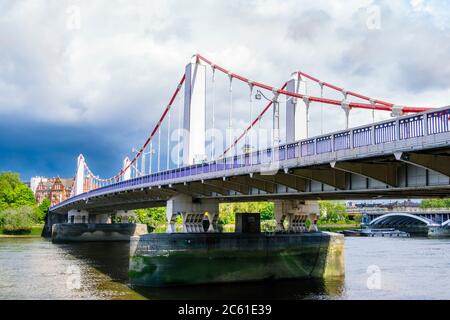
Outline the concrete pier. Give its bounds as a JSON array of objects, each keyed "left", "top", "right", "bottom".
[
  {"left": 129, "top": 232, "right": 344, "bottom": 287},
  {"left": 428, "top": 227, "right": 450, "bottom": 238},
  {"left": 52, "top": 223, "right": 148, "bottom": 243}
]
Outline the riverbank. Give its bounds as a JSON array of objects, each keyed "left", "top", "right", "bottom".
[
  {"left": 318, "top": 223, "right": 360, "bottom": 232},
  {"left": 0, "top": 225, "right": 44, "bottom": 238}
]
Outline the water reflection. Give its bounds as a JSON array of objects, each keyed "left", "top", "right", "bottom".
[
  {"left": 58, "top": 241, "right": 345, "bottom": 300},
  {"left": 1, "top": 237, "right": 450, "bottom": 300},
  {"left": 56, "top": 241, "right": 131, "bottom": 282},
  {"left": 129, "top": 277, "right": 344, "bottom": 300}
]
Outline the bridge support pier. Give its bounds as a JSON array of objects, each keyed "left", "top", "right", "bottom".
[
  {"left": 207, "top": 212, "right": 219, "bottom": 233},
  {"left": 166, "top": 194, "right": 219, "bottom": 233},
  {"left": 274, "top": 200, "right": 288, "bottom": 232},
  {"left": 68, "top": 209, "right": 89, "bottom": 224},
  {"left": 67, "top": 210, "right": 135, "bottom": 224},
  {"left": 273, "top": 200, "right": 319, "bottom": 233},
  {"left": 91, "top": 213, "right": 110, "bottom": 224},
  {"left": 181, "top": 213, "right": 204, "bottom": 233},
  {"left": 429, "top": 226, "right": 450, "bottom": 238},
  {"left": 51, "top": 209, "right": 146, "bottom": 242}
]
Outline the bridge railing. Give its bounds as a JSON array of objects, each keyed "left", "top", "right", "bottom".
[
  {"left": 334, "top": 132, "right": 351, "bottom": 151},
  {"left": 347, "top": 207, "right": 389, "bottom": 214},
  {"left": 52, "top": 106, "right": 450, "bottom": 210},
  {"left": 428, "top": 109, "right": 450, "bottom": 134},
  {"left": 374, "top": 121, "right": 396, "bottom": 144}
]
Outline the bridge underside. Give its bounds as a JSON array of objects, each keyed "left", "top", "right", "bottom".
[
  {"left": 370, "top": 216, "right": 430, "bottom": 227},
  {"left": 51, "top": 145, "right": 450, "bottom": 214}
]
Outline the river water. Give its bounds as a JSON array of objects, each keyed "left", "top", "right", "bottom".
[{"left": 0, "top": 236, "right": 449, "bottom": 300}]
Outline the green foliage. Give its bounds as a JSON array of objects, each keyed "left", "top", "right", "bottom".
[
  {"left": 0, "top": 172, "right": 43, "bottom": 232},
  {"left": 0, "top": 172, "right": 35, "bottom": 211},
  {"left": 318, "top": 201, "right": 348, "bottom": 223},
  {"left": 135, "top": 207, "right": 167, "bottom": 232},
  {"left": 352, "top": 213, "right": 363, "bottom": 224},
  {"left": 305, "top": 219, "right": 312, "bottom": 228},
  {"left": 219, "top": 224, "right": 235, "bottom": 233},
  {"left": 37, "top": 198, "right": 51, "bottom": 223},
  {"left": 133, "top": 202, "right": 277, "bottom": 232},
  {"left": 259, "top": 202, "right": 274, "bottom": 220},
  {"left": 1, "top": 206, "right": 35, "bottom": 234},
  {"left": 218, "top": 204, "right": 235, "bottom": 225},
  {"left": 318, "top": 224, "right": 358, "bottom": 232},
  {"left": 0, "top": 211, "right": 4, "bottom": 227},
  {"left": 218, "top": 202, "right": 274, "bottom": 225},
  {"left": 261, "top": 219, "right": 277, "bottom": 232},
  {"left": 153, "top": 225, "right": 168, "bottom": 233},
  {"left": 421, "top": 199, "right": 450, "bottom": 208},
  {"left": 111, "top": 215, "right": 119, "bottom": 224},
  {"left": 29, "top": 225, "right": 44, "bottom": 236}
]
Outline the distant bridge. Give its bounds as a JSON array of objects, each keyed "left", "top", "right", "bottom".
[
  {"left": 354, "top": 207, "right": 450, "bottom": 227},
  {"left": 369, "top": 213, "right": 440, "bottom": 227},
  {"left": 347, "top": 207, "right": 450, "bottom": 235}
]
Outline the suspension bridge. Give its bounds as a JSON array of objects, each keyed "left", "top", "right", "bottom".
[
  {"left": 48, "top": 53, "right": 450, "bottom": 229},
  {"left": 44, "top": 53, "right": 450, "bottom": 286}
]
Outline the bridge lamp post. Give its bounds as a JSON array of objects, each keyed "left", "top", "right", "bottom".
[{"left": 255, "top": 90, "right": 281, "bottom": 146}]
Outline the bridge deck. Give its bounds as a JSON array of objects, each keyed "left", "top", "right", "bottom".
[{"left": 51, "top": 107, "right": 450, "bottom": 214}]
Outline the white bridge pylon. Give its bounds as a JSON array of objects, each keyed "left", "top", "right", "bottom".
[
  {"left": 183, "top": 58, "right": 206, "bottom": 166},
  {"left": 123, "top": 157, "right": 132, "bottom": 181},
  {"left": 75, "top": 154, "right": 85, "bottom": 196},
  {"left": 286, "top": 73, "right": 308, "bottom": 143}
]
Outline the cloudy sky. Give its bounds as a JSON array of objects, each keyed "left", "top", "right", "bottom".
[{"left": 1, "top": 0, "right": 450, "bottom": 181}]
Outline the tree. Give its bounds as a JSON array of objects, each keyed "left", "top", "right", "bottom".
[
  {"left": 37, "top": 198, "right": 51, "bottom": 223},
  {"left": 2, "top": 206, "right": 35, "bottom": 234},
  {"left": 0, "top": 172, "right": 35, "bottom": 211},
  {"left": 259, "top": 202, "right": 274, "bottom": 220},
  {"left": 421, "top": 199, "right": 450, "bottom": 208},
  {"left": 218, "top": 203, "right": 236, "bottom": 225},
  {"left": 0, "top": 172, "right": 42, "bottom": 229},
  {"left": 218, "top": 202, "right": 274, "bottom": 224},
  {"left": 135, "top": 207, "right": 167, "bottom": 232},
  {"left": 318, "top": 201, "right": 348, "bottom": 224}
]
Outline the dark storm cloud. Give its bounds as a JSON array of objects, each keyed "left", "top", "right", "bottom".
[{"left": 0, "top": 118, "right": 126, "bottom": 180}]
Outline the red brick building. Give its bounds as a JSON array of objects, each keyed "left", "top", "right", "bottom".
[{"left": 34, "top": 177, "right": 74, "bottom": 206}]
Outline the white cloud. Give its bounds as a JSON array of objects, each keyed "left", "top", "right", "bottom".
[{"left": 410, "top": 0, "right": 432, "bottom": 13}]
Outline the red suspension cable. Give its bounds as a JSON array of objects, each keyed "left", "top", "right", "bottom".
[
  {"left": 84, "top": 73, "right": 186, "bottom": 182},
  {"left": 197, "top": 54, "right": 430, "bottom": 114},
  {"left": 297, "top": 71, "right": 422, "bottom": 111}
]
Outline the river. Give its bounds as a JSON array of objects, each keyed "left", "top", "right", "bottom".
[{"left": 0, "top": 236, "right": 449, "bottom": 300}]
